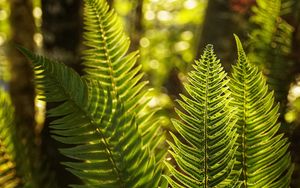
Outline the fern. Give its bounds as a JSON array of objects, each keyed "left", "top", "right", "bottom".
[
  {"left": 229, "top": 35, "right": 293, "bottom": 187},
  {"left": 14, "top": 0, "right": 295, "bottom": 186},
  {"left": 82, "top": 0, "right": 166, "bottom": 182},
  {"left": 20, "top": 28, "right": 162, "bottom": 188},
  {"left": 83, "top": 0, "right": 144, "bottom": 109},
  {"left": 81, "top": 0, "right": 164, "bottom": 153},
  {"left": 0, "top": 66, "right": 44, "bottom": 188},
  {"left": 248, "top": 0, "right": 294, "bottom": 103},
  {"left": 165, "top": 44, "right": 239, "bottom": 187},
  {"left": 19, "top": 0, "right": 165, "bottom": 186},
  {"left": 0, "top": 88, "right": 20, "bottom": 188}
]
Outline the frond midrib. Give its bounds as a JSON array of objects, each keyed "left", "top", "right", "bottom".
[
  {"left": 43, "top": 70, "right": 125, "bottom": 186},
  {"left": 241, "top": 62, "right": 248, "bottom": 187},
  {"left": 203, "top": 59, "right": 209, "bottom": 188},
  {"left": 86, "top": 2, "right": 118, "bottom": 98}
]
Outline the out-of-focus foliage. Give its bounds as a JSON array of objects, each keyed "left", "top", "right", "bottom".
[
  {"left": 114, "top": 0, "right": 208, "bottom": 132},
  {"left": 0, "top": 56, "right": 8, "bottom": 86},
  {"left": 0, "top": 0, "right": 10, "bottom": 46},
  {"left": 0, "top": 0, "right": 10, "bottom": 83},
  {"left": 115, "top": 0, "right": 207, "bottom": 89},
  {"left": 0, "top": 86, "right": 19, "bottom": 188},
  {"left": 247, "top": 0, "right": 294, "bottom": 104},
  {"left": 286, "top": 79, "right": 300, "bottom": 124},
  {"left": 281, "top": 0, "right": 300, "bottom": 126},
  {"left": 140, "top": 0, "right": 207, "bottom": 88},
  {"left": 0, "top": 86, "right": 39, "bottom": 188}
]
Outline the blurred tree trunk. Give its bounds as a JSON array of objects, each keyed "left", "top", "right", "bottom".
[
  {"left": 290, "top": 2, "right": 300, "bottom": 76},
  {"left": 8, "top": 0, "right": 35, "bottom": 134},
  {"left": 7, "top": 0, "right": 39, "bottom": 186},
  {"left": 107, "top": 0, "right": 114, "bottom": 8},
  {"left": 41, "top": 0, "right": 83, "bottom": 73},
  {"left": 197, "top": 0, "right": 248, "bottom": 71},
  {"left": 286, "top": 2, "right": 300, "bottom": 187},
  {"left": 41, "top": 0, "right": 83, "bottom": 187},
  {"left": 129, "top": 0, "right": 144, "bottom": 52}
]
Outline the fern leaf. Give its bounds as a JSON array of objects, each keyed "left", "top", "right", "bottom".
[
  {"left": 165, "top": 45, "right": 239, "bottom": 187},
  {"left": 20, "top": 47, "right": 162, "bottom": 187},
  {"left": 230, "top": 35, "right": 293, "bottom": 187},
  {"left": 83, "top": 0, "right": 143, "bottom": 107},
  {"left": 82, "top": 0, "right": 163, "bottom": 152},
  {"left": 0, "top": 89, "right": 20, "bottom": 188},
  {"left": 0, "top": 79, "right": 45, "bottom": 188},
  {"left": 82, "top": 0, "right": 165, "bottom": 182}
]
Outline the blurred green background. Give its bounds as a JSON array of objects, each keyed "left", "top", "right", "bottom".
[{"left": 1, "top": 0, "right": 300, "bottom": 187}]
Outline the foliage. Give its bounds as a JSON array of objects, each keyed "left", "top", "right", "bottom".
[
  {"left": 138, "top": 0, "right": 207, "bottom": 88},
  {"left": 0, "top": 87, "right": 41, "bottom": 188},
  {"left": 19, "top": 0, "right": 165, "bottom": 187},
  {"left": 0, "top": 0, "right": 297, "bottom": 187},
  {"left": 82, "top": 0, "right": 165, "bottom": 154},
  {"left": 247, "top": 0, "right": 294, "bottom": 103},
  {"left": 1, "top": 54, "right": 41, "bottom": 188},
  {"left": 165, "top": 45, "right": 239, "bottom": 187},
  {"left": 114, "top": 0, "right": 207, "bottom": 88},
  {"left": 164, "top": 36, "right": 293, "bottom": 187},
  {"left": 0, "top": 57, "right": 8, "bottom": 90},
  {"left": 229, "top": 35, "right": 293, "bottom": 187},
  {"left": 19, "top": 47, "right": 163, "bottom": 187},
  {"left": 0, "top": 88, "right": 20, "bottom": 188}
]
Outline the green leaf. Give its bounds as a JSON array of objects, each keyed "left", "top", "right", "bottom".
[
  {"left": 82, "top": 0, "right": 164, "bottom": 154},
  {"left": 165, "top": 44, "right": 239, "bottom": 187},
  {"left": 20, "top": 38, "right": 162, "bottom": 187},
  {"left": 229, "top": 35, "right": 293, "bottom": 187},
  {"left": 0, "top": 89, "right": 20, "bottom": 188}
]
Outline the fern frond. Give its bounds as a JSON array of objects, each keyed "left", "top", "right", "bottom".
[
  {"left": 229, "top": 35, "right": 293, "bottom": 187},
  {"left": 0, "top": 58, "right": 50, "bottom": 188},
  {"left": 83, "top": 0, "right": 143, "bottom": 107},
  {"left": 82, "top": 0, "right": 165, "bottom": 181},
  {"left": 0, "top": 89, "right": 20, "bottom": 188},
  {"left": 82, "top": 0, "right": 162, "bottom": 149},
  {"left": 248, "top": 0, "right": 294, "bottom": 102},
  {"left": 20, "top": 47, "right": 162, "bottom": 187},
  {"left": 165, "top": 45, "right": 239, "bottom": 187},
  {"left": 0, "top": 83, "right": 43, "bottom": 188}
]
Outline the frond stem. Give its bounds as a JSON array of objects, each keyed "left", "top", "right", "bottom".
[
  {"left": 242, "top": 63, "right": 248, "bottom": 187},
  {"left": 204, "top": 57, "right": 209, "bottom": 188},
  {"left": 88, "top": 1, "right": 119, "bottom": 104}
]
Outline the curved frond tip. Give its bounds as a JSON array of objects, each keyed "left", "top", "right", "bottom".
[
  {"left": 229, "top": 35, "right": 293, "bottom": 187},
  {"left": 165, "top": 44, "right": 239, "bottom": 187}
]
